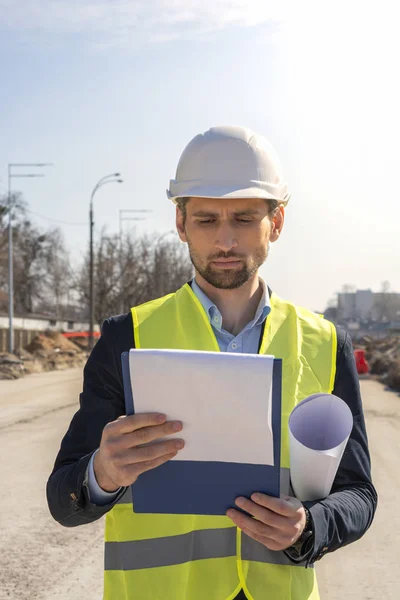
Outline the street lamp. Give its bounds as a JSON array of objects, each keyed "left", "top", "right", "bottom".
[
  {"left": 89, "top": 173, "right": 123, "bottom": 351},
  {"left": 7, "top": 163, "right": 53, "bottom": 353}
]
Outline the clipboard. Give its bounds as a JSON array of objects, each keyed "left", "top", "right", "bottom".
[{"left": 121, "top": 349, "right": 282, "bottom": 515}]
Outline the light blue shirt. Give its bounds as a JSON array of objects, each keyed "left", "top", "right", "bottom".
[
  {"left": 191, "top": 278, "right": 270, "bottom": 354},
  {"left": 88, "top": 277, "right": 271, "bottom": 504}
]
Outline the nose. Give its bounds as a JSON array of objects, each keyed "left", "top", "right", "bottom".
[{"left": 214, "top": 222, "right": 238, "bottom": 253}]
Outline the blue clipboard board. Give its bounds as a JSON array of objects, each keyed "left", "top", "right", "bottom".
[{"left": 121, "top": 351, "right": 282, "bottom": 515}]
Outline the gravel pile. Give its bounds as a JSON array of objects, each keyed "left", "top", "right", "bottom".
[
  {"left": 0, "top": 332, "right": 87, "bottom": 380},
  {"left": 357, "top": 335, "right": 400, "bottom": 392}
]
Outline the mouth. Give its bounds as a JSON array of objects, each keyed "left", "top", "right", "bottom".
[{"left": 211, "top": 259, "right": 242, "bottom": 269}]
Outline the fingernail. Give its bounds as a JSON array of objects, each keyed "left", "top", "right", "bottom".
[
  {"left": 175, "top": 439, "right": 184, "bottom": 449},
  {"left": 251, "top": 493, "right": 261, "bottom": 502},
  {"left": 156, "top": 414, "right": 166, "bottom": 423},
  {"left": 172, "top": 421, "right": 182, "bottom": 431},
  {"left": 235, "top": 497, "right": 245, "bottom": 506}
]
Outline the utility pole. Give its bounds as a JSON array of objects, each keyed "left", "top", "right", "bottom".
[
  {"left": 118, "top": 209, "right": 152, "bottom": 241},
  {"left": 88, "top": 173, "right": 123, "bottom": 352},
  {"left": 7, "top": 163, "right": 53, "bottom": 353}
]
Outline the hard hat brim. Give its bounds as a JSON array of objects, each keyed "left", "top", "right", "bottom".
[{"left": 167, "top": 183, "right": 290, "bottom": 205}]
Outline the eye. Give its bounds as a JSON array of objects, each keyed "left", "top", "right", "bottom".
[
  {"left": 236, "top": 218, "right": 252, "bottom": 224},
  {"left": 198, "top": 219, "right": 216, "bottom": 225}
]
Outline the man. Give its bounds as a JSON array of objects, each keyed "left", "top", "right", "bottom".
[{"left": 47, "top": 125, "right": 377, "bottom": 600}]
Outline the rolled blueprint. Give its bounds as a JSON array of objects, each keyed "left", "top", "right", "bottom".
[{"left": 289, "top": 393, "right": 353, "bottom": 501}]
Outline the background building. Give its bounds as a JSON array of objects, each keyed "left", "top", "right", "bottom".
[{"left": 337, "top": 290, "right": 400, "bottom": 322}]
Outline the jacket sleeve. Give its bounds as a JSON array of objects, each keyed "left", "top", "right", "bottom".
[
  {"left": 46, "top": 317, "right": 129, "bottom": 527},
  {"left": 305, "top": 328, "right": 378, "bottom": 564}
]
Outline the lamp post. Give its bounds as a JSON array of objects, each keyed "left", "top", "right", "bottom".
[
  {"left": 89, "top": 173, "right": 123, "bottom": 351},
  {"left": 7, "top": 163, "right": 53, "bottom": 353}
]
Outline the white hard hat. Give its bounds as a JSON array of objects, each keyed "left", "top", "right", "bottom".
[{"left": 167, "top": 125, "right": 290, "bottom": 205}]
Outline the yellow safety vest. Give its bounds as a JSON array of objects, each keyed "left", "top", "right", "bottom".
[{"left": 104, "top": 283, "right": 337, "bottom": 600}]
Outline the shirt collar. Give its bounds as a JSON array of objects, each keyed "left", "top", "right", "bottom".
[{"left": 191, "top": 277, "right": 270, "bottom": 332}]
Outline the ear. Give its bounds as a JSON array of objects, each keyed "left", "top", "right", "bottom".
[
  {"left": 270, "top": 205, "right": 285, "bottom": 243},
  {"left": 176, "top": 206, "right": 187, "bottom": 243}
]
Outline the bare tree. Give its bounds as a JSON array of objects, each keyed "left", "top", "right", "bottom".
[
  {"left": 13, "top": 220, "right": 51, "bottom": 313},
  {"left": 0, "top": 192, "right": 28, "bottom": 307},
  {"left": 0, "top": 192, "right": 71, "bottom": 316},
  {"left": 119, "top": 231, "right": 193, "bottom": 311},
  {"left": 35, "top": 229, "right": 72, "bottom": 318},
  {"left": 152, "top": 233, "right": 193, "bottom": 298},
  {"left": 2, "top": 190, "right": 193, "bottom": 324},
  {"left": 75, "top": 228, "right": 193, "bottom": 326}
]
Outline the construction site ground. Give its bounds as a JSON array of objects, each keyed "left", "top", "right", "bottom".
[
  {"left": 1, "top": 330, "right": 399, "bottom": 393},
  {"left": 0, "top": 369, "right": 398, "bottom": 600},
  {"left": 1, "top": 330, "right": 399, "bottom": 402},
  {"left": 0, "top": 332, "right": 87, "bottom": 381}
]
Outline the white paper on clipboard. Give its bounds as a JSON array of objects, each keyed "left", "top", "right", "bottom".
[{"left": 128, "top": 348, "right": 275, "bottom": 466}]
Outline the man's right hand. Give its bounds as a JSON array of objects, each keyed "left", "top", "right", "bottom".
[{"left": 93, "top": 413, "right": 184, "bottom": 492}]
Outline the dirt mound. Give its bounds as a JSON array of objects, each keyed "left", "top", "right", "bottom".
[
  {"left": 23, "top": 331, "right": 86, "bottom": 373},
  {"left": 26, "top": 331, "right": 81, "bottom": 355},
  {"left": 368, "top": 353, "right": 397, "bottom": 376},
  {"left": 0, "top": 332, "right": 87, "bottom": 380},
  {"left": 358, "top": 335, "right": 400, "bottom": 392},
  {"left": 0, "top": 350, "right": 47, "bottom": 380},
  {"left": 0, "top": 353, "right": 25, "bottom": 380},
  {"left": 70, "top": 336, "right": 89, "bottom": 351},
  {"left": 385, "top": 360, "right": 400, "bottom": 392}
]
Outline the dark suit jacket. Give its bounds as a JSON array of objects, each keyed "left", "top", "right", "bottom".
[{"left": 46, "top": 311, "right": 377, "bottom": 566}]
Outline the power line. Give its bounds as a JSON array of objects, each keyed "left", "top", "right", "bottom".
[{"left": 24, "top": 207, "right": 87, "bottom": 226}]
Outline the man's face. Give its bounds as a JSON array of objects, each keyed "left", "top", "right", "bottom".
[{"left": 176, "top": 197, "right": 284, "bottom": 289}]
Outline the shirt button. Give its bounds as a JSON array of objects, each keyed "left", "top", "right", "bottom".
[
  {"left": 214, "top": 316, "right": 219, "bottom": 323},
  {"left": 232, "top": 342, "right": 237, "bottom": 349}
]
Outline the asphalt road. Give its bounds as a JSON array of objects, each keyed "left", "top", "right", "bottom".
[
  {"left": 0, "top": 369, "right": 104, "bottom": 600},
  {"left": 0, "top": 370, "right": 398, "bottom": 599},
  {"left": 317, "top": 378, "right": 400, "bottom": 600}
]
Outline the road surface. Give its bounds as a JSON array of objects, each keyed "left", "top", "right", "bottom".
[
  {"left": 0, "top": 369, "right": 398, "bottom": 599},
  {"left": 0, "top": 369, "right": 104, "bottom": 600}
]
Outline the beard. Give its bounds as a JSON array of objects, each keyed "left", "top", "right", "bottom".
[{"left": 186, "top": 240, "right": 269, "bottom": 290}]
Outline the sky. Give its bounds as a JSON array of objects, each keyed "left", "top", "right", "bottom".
[{"left": 0, "top": 0, "right": 399, "bottom": 312}]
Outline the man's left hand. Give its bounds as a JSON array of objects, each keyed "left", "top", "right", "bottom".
[{"left": 226, "top": 493, "right": 306, "bottom": 551}]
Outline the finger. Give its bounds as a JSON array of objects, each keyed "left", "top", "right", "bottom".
[
  {"left": 112, "top": 413, "right": 168, "bottom": 434},
  {"left": 127, "top": 439, "right": 185, "bottom": 464},
  {"left": 134, "top": 451, "right": 178, "bottom": 476},
  {"left": 234, "top": 497, "right": 289, "bottom": 530},
  {"left": 239, "top": 526, "right": 270, "bottom": 545},
  {"left": 249, "top": 493, "right": 301, "bottom": 517},
  {"left": 229, "top": 511, "right": 290, "bottom": 549},
  {"left": 226, "top": 509, "right": 277, "bottom": 540},
  {"left": 239, "top": 527, "right": 284, "bottom": 552},
  {"left": 123, "top": 420, "right": 183, "bottom": 449},
  {"left": 120, "top": 452, "right": 179, "bottom": 484}
]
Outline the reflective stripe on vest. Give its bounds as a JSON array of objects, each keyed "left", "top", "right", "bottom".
[
  {"left": 105, "top": 528, "right": 306, "bottom": 571},
  {"left": 104, "top": 284, "right": 336, "bottom": 600}
]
